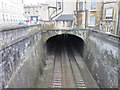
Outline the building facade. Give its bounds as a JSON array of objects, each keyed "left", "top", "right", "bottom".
[
  {"left": 0, "top": 0, "right": 24, "bottom": 26},
  {"left": 24, "top": 4, "right": 49, "bottom": 21},
  {"left": 117, "top": 0, "right": 120, "bottom": 36},
  {"left": 75, "top": 0, "right": 103, "bottom": 29},
  {"left": 46, "top": 0, "right": 76, "bottom": 29},
  {"left": 46, "top": 0, "right": 76, "bottom": 20},
  {"left": 75, "top": 0, "right": 120, "bottom": 36},
  {"left": 99, "top": 0, "right": 119, "bottom": 35},
  {"left": 55, "top": 14, "right": 75, "bottom": 29}
]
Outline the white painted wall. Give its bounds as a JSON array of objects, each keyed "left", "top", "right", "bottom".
[
  {"left": 0, "top": 0, "right": 24, "bottom": 26},
  {"left": 40, "top": 4, "right": 49, "bottom": 21},
  {"left": 46, "top": 0, "right": 76, "bottom": 19},
  {"left": 62, "top": 1, "right": 76, "bottom": 14},
  {"left": 55, "top": 21, "right": 74, "bottom": 29},
  {"left": 24, "top": 4, "right": 49, "bottom": 21}
]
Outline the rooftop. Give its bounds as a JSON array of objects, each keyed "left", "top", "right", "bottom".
[{"left": 55, "top": 14, "right": 75, "bottom": 21}]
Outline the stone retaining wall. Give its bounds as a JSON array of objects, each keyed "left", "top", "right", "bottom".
[
  {"left": 0, "top": 25, "right": 45, "bottom": 89},
  {"left": 0, "top": 26, "right": 119, "bottom": 88},
  {"left": 83, "top": 30, "right": 120, "bottom": 88},
  {"left": 42, "top": 29, "right": 120, "bottom": 88}
]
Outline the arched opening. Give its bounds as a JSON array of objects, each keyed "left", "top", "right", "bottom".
[
  {"left": 40, "top": 34, "right": 98, "bottom": 88},
  {"left": 46, "top": 34, "right": 85, "bottom": 57}
]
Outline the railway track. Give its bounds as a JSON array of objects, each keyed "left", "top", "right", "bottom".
[
  {"left": 49, "top": 44, "right": 86, "bottom": 88},
  {"left": 39, "top": 45, "right": 98, "bottom": 88},
  {"left": 45, "top": 37, "right": 98, "bottom": 88},
  {"left": 37, "top": 35, "right": 98, "bottom": 88},
  {"left": 51, "top": 44, "right": 62, "bottom": 88},
  {"left": 67, "top": 45, "right": 86, "bottom": 88}
]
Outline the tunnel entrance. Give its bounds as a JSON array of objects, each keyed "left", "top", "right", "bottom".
[
  {"left": 35, "top": 34, "right": 98, "bottom": 88},
  {"left": 46, "top": 34, "right": 85, "bottom": 57}
]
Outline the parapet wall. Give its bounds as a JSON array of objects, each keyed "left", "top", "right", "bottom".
[
  {"left": 83, "top": 30, "right": 120, "bottom": 88},
  {"left": 0, "top": 24, "right": 41, "bottom": 48},
  {"left": 0, "top": 25, "right": 45, "bottom": 88}
]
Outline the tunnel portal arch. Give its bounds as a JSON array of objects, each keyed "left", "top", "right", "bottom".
[
  {"left": 45, "top": 33, "right": 85, "bottom": 57},
  {"left": 42, "top": 29, "right": 87, "bottom": 43}
]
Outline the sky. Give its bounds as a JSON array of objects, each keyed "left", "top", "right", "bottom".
[
  {"left": 23, "top": 0, "right": 110, "bottom": 5},
  {"left": 24, "top": 0, "right": 46, "bottom": 5},
  {"left": 24, "top": 0, "right": 79, "bottom": 5}
]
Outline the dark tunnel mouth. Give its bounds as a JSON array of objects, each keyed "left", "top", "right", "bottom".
[{"left": 45, "top": 34, "right": 85, "bottom": 56}]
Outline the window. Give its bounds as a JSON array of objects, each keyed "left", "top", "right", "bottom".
[
  {"left": 91, "top": 0, "right": 96, "bottom": 10},
  {"left": 0, "top": 14, "right": 1, "bottom": 20},
  {"left": 89, "top": 16, "right": 96, "bottom": 25},
  {"left": 10, "top": 16, "right": 12, "bottom": 21},
  {"left": 79, "top": 2, "right": 83, "bottom": 11},
  {"left": 2, "top": 2, "right": 3, "bottom": 9},
  {"left": 57, "top": 2, "right": 61, "bottom": 10},
  {"left": 3, "top": 14, "right": 5, "bottom": 21},
  {"left": 13, "top": 16, "right": 14, "bottom": 21},
  {"left": 6, "top": 15, "right": 8, "bottom": 21},
  {"left": 106, "top": 8, "right": 113, "bottom": 19}
]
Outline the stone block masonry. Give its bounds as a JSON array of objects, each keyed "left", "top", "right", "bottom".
[
  {"left": 0, "top": 24, "right": 45, "bottom": 88},
  {"left": 41, "top": 29, "right": 120, "bottom": 88},
  {"left": 0, "top": 26, "right": 120, "bottom": 88},
  {"left": 0, "top": 24, "right": 41, "bottom": 48},
  {"left": 83, "top": 30, "right": 120, "bottom": 88}
]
